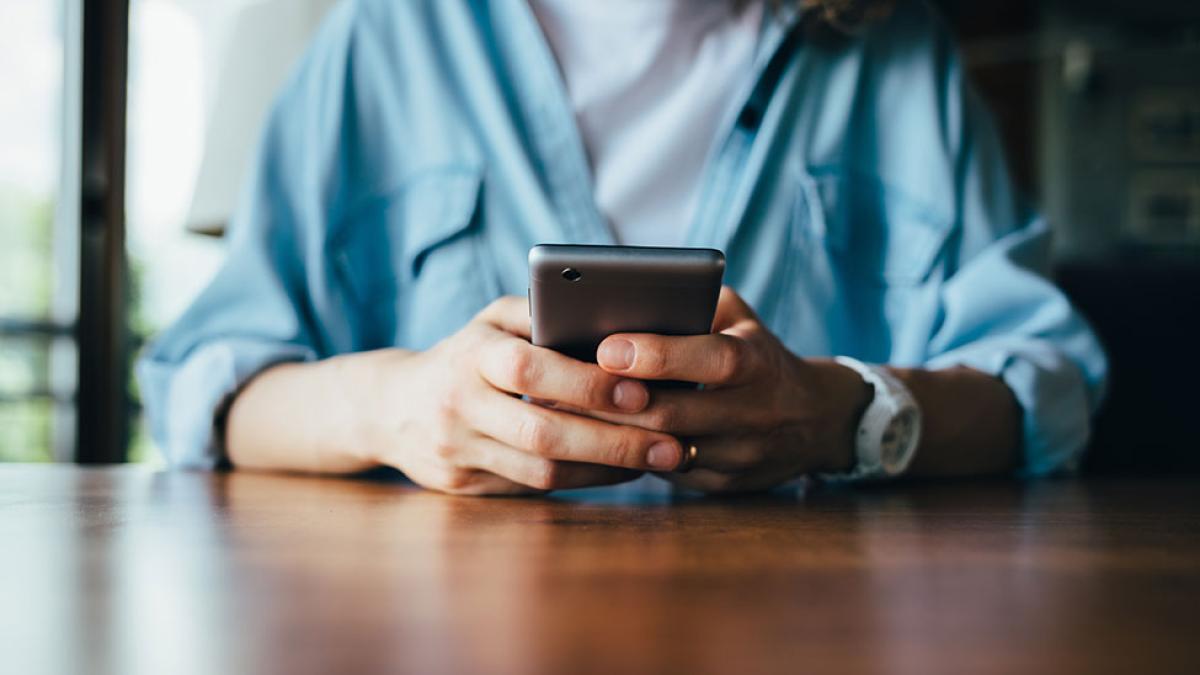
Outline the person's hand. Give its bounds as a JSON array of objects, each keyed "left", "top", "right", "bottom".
[
  {"left": 359, "top": 296, "right": 689, "bottom": 495},
  {"left": 583, "top": 287, "right": 872, "bottom": 493}
]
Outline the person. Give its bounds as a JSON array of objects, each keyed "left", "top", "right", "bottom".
[{"left": 138, "top": 0, "right": 1108, "bottom": 495}]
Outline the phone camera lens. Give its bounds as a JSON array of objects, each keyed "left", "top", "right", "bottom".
[{"left": 561, "top": 267, "right": 582, "bottom": 282}]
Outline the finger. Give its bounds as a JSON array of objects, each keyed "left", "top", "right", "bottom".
[
  {"left": 663, "top": 466, "right": 801, "bottom": 495},
  {"left": 454, "top": 472, "right": 546, "bottom": 496},
  {"left": 672, "top": 435, "right": 769, "bottom": 473},
  {"left": 711, "top": 286, "right": 760, "bottom": 331},
  {"left": 478, "top": 295, "right": 531, "bottom": 338},
  {"left": 659, "top": 468, "right": 748, "bottom": 494},
  {"left": 660, "top": 434, "right": 805, "bottom": 494},
  {"left": 466, "top": 435, "right": 642, "bottom": 491},
  {"left": 400, "top": 458, "right": 541, "bottom": 496},
  {"left": 596, "top": 332, "right": 754, "bottom": 386},
  {"left": 478, "top": 336, "right": 649, "bottom": 413},
  {"left": 555, "top": 387, "right": 764, "bottom": 436},
  {"left": 469, "top": 389, "right": 685, "bottom": 472}
]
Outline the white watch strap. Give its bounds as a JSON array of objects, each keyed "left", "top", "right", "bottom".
[{"left": 824, "top": 356, "right": 922, "bottom": 481}]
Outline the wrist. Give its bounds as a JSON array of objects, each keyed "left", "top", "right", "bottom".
[
  {"left": 809, "top": 358, "right": 873, "bottom": 474},
  {"left": 326, "top": 348, "right": 414, "bottom": 470}
]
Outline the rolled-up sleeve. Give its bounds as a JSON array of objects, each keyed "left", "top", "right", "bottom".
[
  {"left": 921, "top": 30, "right": 1107, "bottom": 476},
  {"left": 925, "top": 218, "right": 1107, "bottom": 476},
  {"left": 136, "top": 3, "right": 355, "bottom": 468}
]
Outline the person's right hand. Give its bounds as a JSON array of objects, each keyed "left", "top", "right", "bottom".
[{"left": 358, "top": 296, "right": 687, "bottom": 495}]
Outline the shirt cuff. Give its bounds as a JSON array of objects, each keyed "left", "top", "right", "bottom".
[
  {"left": 136, "top": 338, "right": 316, "bottom": 469},
  {"left": 925, "top": 338, "right": 1096, "bottom": 477}
]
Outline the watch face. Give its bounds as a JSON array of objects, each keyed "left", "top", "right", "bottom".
[{"left": 881, "top": 409, "right": 919, "bottom": 469}]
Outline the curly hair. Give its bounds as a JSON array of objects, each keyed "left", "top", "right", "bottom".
[{"left": 789, "top": 0, "right": 896, "bottom": 33}]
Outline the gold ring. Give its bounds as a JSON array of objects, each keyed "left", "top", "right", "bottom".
[{"left": 676, "top": 443, "right": 698, "bottom": 473}]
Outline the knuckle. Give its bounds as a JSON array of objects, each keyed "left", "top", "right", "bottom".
[
  {"left": 527, "top": 460, "right": 561, "bottom": 491},
  {"left": 640, "top": 343, "right": 670, "bottom": 377},
  {"left": 432, "top": 436, "right": 458, "bottom": 462},
  {"left": 501, "top": 343, "right": 538, "bottom": 392},
  {"left": 647, "top": 404, "right": 680, "bottom": 431},
  {"left": 586, "top": 371, "right": 617, "bottom": 409},
  {"left": 517, "top": 413, "right": 556, "bottom": 456},
  {"left": 716, "top": 340, "right": 748, "bottom": 382},
  {"left": 440, "top": 468, "right": 474, "bottom": 492},
  {"left": 432, "top": 390, "right": 460, "bottom": 427},
  {"left": 604, "top": 431, "right": 644, "bottom": 468},
  {"left": 429, "top": 407, "right": 461, "bottom": 453}
]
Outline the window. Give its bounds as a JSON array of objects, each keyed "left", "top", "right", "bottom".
[
  {"left": 0, "top": 0, "right": 75, "bottom": 463},
  {"left": 1, "top": 0, "right": 319, "bottom": 464}
]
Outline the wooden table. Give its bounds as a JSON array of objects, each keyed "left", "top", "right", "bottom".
[{"left": 1, "top": 466, "right": 1198, "bottom": 675}]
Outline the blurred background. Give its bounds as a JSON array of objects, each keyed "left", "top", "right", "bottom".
[{"left": 1, "top": 0, "right": 1197, "bottom": 470}]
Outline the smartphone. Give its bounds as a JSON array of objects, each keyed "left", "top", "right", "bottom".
[{"left": 528, "top": 244, "right": 726, "bottom": 363}]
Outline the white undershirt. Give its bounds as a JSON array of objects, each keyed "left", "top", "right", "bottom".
[{"left": 529, "top": 0, "right": 763, "bottom": 246}]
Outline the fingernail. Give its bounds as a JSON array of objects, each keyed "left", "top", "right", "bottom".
[
  {"left": 612, "top": 380, "right": 648, "bottom": 411},
  {"left": 598, "top": 338, "right": 635, "bottom": 370},
  {"left": 647, "top": 442, "right": 680, "bottom": 470}
]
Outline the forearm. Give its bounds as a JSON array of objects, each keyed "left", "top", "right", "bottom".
[
  {"left": 225, "top": 349, "right": 412, "bottom": 473},
  {"left": 813, "top": 361, "right": 1021, "bottom": 478},
  {"left": 890, "top": 365, "right": 1021, "bottom": 477}
]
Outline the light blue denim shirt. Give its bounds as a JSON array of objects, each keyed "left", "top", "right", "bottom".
[{"left": 138, "top": 0, "right": 1108, "bottom": 476}]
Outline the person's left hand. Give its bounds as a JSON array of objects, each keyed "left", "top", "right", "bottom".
[{"left": 579, "top": 287, "right": 873, "bottom": 493}]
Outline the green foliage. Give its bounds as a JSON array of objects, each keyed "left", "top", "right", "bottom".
[
  {"left": 0, "top": 401, "right": 54, "bottom": 463},
  {"left": 0, "top": 185, "right": 56, "bottom": 462},
  {"left": 0, "top": 336, "right": 50, "bottom": 394},
  {"left": 0, "top": 184, "right": 159, "bottom": 464},
  {"left": 127, "top": 252, "right": 153, "bottom": 339},
  {"left": 0, "top": 186, "right": 54, "bottom": 319}
]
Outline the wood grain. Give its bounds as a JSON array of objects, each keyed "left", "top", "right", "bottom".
[{"left": 1, "top": 466, "right": 1198, "bottom": 675}]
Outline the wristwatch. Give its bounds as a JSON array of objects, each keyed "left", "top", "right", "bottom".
[{"left": 823, "top": 356, "right": 922, "bottom": 481}]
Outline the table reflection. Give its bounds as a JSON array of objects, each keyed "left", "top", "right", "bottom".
[{"left": 2, "top": 468, "right": 1196, "bottom": 675}]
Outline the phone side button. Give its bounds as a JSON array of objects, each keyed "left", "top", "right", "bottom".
[{"left": 527, "top": 288, "right": 531, "bottom": 316}]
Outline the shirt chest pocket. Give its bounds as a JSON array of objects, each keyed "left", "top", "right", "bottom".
[
  {"left": 800, "top": 170, "right": 953, "bottom": 287},
  {"left": 332, "top": 166, "right": 494, "bottom": 350},
  {"left": 780, "top": 169, "right": 954, "bottom": 359}
]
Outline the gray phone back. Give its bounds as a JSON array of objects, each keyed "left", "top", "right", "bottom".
[{"left": 529, "top": 244, "right": 726, "bottom": 363}]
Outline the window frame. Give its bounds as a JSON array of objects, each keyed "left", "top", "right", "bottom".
[
  {"left": 75, "top": 0, "right": 131, "bottom": 463},
  {"left": 0, "top": 0, "right": 135, "bottom": 463}
]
